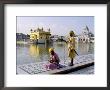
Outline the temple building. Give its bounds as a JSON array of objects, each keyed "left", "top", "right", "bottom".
[{"left": 30, "top": 27, "right": 51, "bottom": 44}]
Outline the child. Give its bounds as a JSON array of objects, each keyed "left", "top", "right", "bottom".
[{"left": 45, "top": 48, "right": 60, "bottom": 70}]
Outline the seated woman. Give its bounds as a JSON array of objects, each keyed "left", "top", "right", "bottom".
[{"left": 45, "top": 48, "right": 60, "bottom": 70}]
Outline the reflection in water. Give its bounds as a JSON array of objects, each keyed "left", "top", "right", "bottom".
[
  {"left": 29, "top": 44, "right": 50, "bottom": 57},
  {"left": 76, "top": 43, "right": 90, "bottom": 55},
  {"left": 29, "top": 45, "right": 37, "bottom": 56},
  {"left": 17, "top": 42, "right": 94, "bottom": 65},
  {"left": 55, "top": 42, "right": 65, "bottom": 47}
]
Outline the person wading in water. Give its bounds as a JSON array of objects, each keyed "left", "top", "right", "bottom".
[{"left": 66, "top": 31, "right": 78, "bottom": 66}]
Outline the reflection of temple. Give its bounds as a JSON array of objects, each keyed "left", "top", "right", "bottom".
[
  {"left": 29, "top": 45, "right": 37, "bottom": 56},
  {"left": 29, "top": 44, "right": 50, "bottom": 57},
  {"left": 77, "top": 26, "right": 94, "bottom": 43}
]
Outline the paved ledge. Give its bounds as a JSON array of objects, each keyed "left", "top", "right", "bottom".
[
  {"left": 17, "top": 54, "right": 94, "bottom": 74},
  {"left": 41, "top": 60, "right": 94, "bottom": 74}
]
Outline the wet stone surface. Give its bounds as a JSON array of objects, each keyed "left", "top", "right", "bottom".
[
  {"left": 17, "top": 54, "right": 94, "bottom": 74},
  {"left": 70, "top": 65, "right": 94, "bottom": 74}
]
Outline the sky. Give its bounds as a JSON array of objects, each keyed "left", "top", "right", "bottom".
[{"left": 17, "top": 16, "right": 94, "bottom": 36}]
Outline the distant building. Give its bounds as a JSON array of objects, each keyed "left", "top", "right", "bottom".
[
  {"left": 16, "top": 33, "right": 30, "bottom": 41},
  {"left": 30, "top": 27, "right": 51, "bottom": 44},
  {"left": 77, "top": 26, "right": 94, "bottom": 43},
  {"left": 26, "top": 34, "right": 30, "bottom": 39},
  {"left": 50, "top": 35, "right": 59, "bottom": 41}
]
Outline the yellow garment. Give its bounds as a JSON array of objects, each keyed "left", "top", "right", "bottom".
[
  {"left": 68, "top": 37, "right": 76, "bottom": 59},
  {"left": 49, "top": 48, "right": 54, "bottom": 53}
]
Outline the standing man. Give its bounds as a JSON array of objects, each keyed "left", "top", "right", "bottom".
[{"left": 66, "top": 31, "right": 78, "bottom": 66}]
